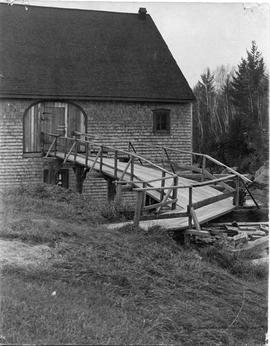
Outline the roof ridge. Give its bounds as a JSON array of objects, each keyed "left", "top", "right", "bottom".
[{"left": 0, "top": 2, "right": 148, "bottom": 16}]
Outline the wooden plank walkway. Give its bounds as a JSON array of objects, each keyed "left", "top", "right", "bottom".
[
  {"left": 106, "top": 198, "right": 235, "bottom": 231},
  {"left": 54, "top": 151, "right": 235, "bottom": 230}
]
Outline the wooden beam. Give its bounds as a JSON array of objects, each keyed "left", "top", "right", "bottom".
[
  {"left": 88, "top": 147, "right": 101, "bottom": 174},
  {"left": 143, "top": 198, "right": 178, "bottom": 211},
  {"left": 190, "top": 207, "right": 201, "bottom": 231},
  {"left": 172, "top": 176, "right": 178, "bottom": 210},
  {"left": 163, "top": 147, "right": 176, "bottom": 173},
  {"left": 134, "top": 191, "right": 145, "bottom": 228},
  {"left": 188, "top": 187, "right": 192, "bottom": 229},
  {"left": 185, "top": 229, "right": 210, "bottom": 237},
  {"left": 119, "top": 157, "right": 132, "bottom": 181},
  {"left": 99, "top": 146, "right": 103, "bottom": 172},
  {"left": 202, "top": 168, "right": 235, "bottom": 192},
  {"left": 114, "top": 150, "right": 118, "bottom": 179},
  {"left": 234, "top": 176, "right": 240, "bottom": 206},
  {"left": 156, "top": 182, "right": 175, "bottom": 213},
  {"left": 140, "top": 211, "right": 189, "bottom": 221},
  {"left": 201, "top": 156, "right": 206, "bottom": 182},
  {"left": 45, "top": 137, "right": 57, "bottom": 158},
  {"left": 161, "top": 171, "right": 166, "bottom": 201},
  {"left": 133, "top": 174, "right": 236, "bottom": 191},
  {"left": 63, "top": 141, "right": 76, "bottom": 163},
  {"left": 192, "top": 191, "right": 234, "bottom": 210}
]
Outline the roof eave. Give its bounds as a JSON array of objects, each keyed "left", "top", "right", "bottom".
[{"left": 0, "top": 93, "right": 195, "bottom": 103}]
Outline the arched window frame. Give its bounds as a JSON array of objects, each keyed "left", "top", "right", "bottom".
[{"left": 23, "top": 101, "right": 87, "bottom": 157}]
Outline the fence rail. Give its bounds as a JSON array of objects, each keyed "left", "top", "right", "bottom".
[{"left": 44, "top": 133, "right": 258, "bottom": 231}]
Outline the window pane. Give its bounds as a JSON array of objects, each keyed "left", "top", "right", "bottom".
[{"left": 153, "top": 109, "right": 170, "bottom": 134}]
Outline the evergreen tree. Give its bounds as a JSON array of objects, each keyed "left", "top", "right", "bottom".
[
  {"left": 192, "top": 42, "right": 268, "bottom": 173},
  {"left": 229, "top": 41, "right": 268, "bottom": 170}
]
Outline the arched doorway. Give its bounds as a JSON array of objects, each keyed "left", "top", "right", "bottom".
[{"left": 23, "top": 101, "right": 86, "bottom": 154}]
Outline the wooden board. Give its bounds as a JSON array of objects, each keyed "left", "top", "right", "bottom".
[{"left": 53, "top": 151, "right": 236, "bottom": 230}]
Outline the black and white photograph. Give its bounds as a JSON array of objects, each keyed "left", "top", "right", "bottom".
[{"left": 0, "top": 0, "right": 269, "bottom": 344}]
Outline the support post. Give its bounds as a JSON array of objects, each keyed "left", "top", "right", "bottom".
[
  {"left": 243, "top": 182, "right": 260, "bottom": 209},
  {"left": 54, "top": 136, "right": 57, "bottom": 157},
  {"left": 188, "top": 186, "right": 193, "bottom": 228},
  {"left": 163, "top": 147, "right": 175, "bottom": 174},
  {"left": 161, "top": 171, "right": 165, "bottom": 201},
  {"left": 190, "top": 207, "right": 201, "bottom": 231},
  {"left": 74, "top": 140, "right": 78, "bottom": 161},
  {"left": 234, "top": 176, "right": 240, "bottom": 207},
  {"left": 114, "top": 150, "right": 118, "bottom": 179},
  {"left": 130, "top": 156, "right": 134, "bottom": 181},
  {"left": 134, "top": 191, "right": 144, "bottom": 228},
  {"left": 64, "top": 137, "right": 68, "bottom": 159},
  {"left": 115, "top": 183, "right": 122, "bottom": 204},
  {"left": 72, "top": 165, "right": 88, "bottom": 194},
  {"left": 172, "top": 175, "right": 178, "bottom": 210},
  {"left": 142, "top": 182, "right": 147, "bottom": 207},
  {"left": 85, "top": 142, "right": 89, "bottom": 167},
  {"left": 99, "top": 146, "right": 103, "bottom": 172},
  {"left": 201, "top": 156, "right": 206, "bottom": 182}
]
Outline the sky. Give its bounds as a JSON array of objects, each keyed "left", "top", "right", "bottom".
[{"left": 2, "top": 0, "right": 270, "bottom": 87}]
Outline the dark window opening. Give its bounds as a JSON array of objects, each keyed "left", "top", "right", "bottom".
[
  {"left": 43, "top": 168, "right": 69, "bottom": 189},
  {"left": 55, "top": 169, "right": 69, "bottom": 189},
  {"left": 43, "top": 169, "right": 49, "bottom": 183},
  {"left": 153, "top": 109, "right": 171, "bottom": 134}
]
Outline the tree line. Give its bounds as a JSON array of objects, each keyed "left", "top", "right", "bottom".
[{"left": 192, "top": 41, "right": 269, "bottom": 173}]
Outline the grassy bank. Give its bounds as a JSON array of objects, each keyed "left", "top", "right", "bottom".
[{"left": 0, "top": 184, "right": 268, "bottom": 345}]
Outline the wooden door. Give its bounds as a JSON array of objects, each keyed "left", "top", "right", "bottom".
[
  {"left": 41, "top": 103, "right": 66, "bottom": 146},
  {"left": 24, "top": 104, "right": 41, "bottom": 153}
]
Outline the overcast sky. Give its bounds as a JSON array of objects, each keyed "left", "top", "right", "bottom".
[{"left": 2, "top": 0, "right": 270, "bottom": 87}]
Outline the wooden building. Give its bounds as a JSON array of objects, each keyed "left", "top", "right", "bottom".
[{"left": 0, "top": 4, "right": 194, "bottom": 202}]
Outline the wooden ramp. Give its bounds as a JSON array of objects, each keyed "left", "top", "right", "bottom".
[{"left": 45, "top": 134, "right": 252, "bottom": 231}]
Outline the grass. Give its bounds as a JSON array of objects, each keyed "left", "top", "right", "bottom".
[
  {"left": 199, "top": 243, "right": 268, "bottom": 281},
  {"left": 0, "top": 183, "right": 268, "bottom": 345},
  {"left": 0, "top": 183, "right": 130, "bottom": 226}
]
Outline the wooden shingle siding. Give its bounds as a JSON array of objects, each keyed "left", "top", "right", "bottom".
[
  {"left": 0, "top": 100, "right": 43, "bottom": 187},
  {"left": 77, "top": 101, "right": 192, "bottom": 165},
  {"left": 0, "top": 100, "right": 192, "bottom": 204}
]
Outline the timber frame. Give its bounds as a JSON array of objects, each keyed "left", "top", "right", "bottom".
[{"left": 43, "top": 132, "right": 258, "bottom": 234}]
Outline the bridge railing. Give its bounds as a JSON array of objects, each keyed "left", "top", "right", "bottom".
[
  {"left": 133, "top": 174, "right": 239, "bottom": 229},
  {"left": 128, "top": 141, "right": 259, "bottom": 209},
  {"left": 44, "top": 133, "right": 179, "bottom": 208}
]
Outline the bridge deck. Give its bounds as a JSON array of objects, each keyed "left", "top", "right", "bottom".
[{"left": 54, "top": 151, "right": 235, "bottom": 229}]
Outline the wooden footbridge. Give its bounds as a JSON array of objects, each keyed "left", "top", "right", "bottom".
[{"left": 44, "top": 133, "right": 255, "bottom": 232}]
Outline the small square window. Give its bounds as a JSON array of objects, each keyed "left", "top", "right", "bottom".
[{"left": 153, "top": 109, "right": 170, "bottom": 134}]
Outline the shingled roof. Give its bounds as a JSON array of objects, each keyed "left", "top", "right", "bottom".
[{"left": 0, "top": 4, "right": 194, "bottom": 102}]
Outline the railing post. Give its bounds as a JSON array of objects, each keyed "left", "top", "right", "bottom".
[
  {"left": 134, "top": 190, "right": 144, "bottom": 229},
  {"left": 201, "top": 156, "right": 206, "bottom": 182},
  {"left": 172, "top": 175, "right": 178, "bottom": 210},
  {"left": 143, "top": 182, "right": 147, "bottom": 207},
  {"left": 188, "top": 186, "right": 193, "bottom": 228},
  {"left": 85, "top": 142, "right": 89, "bottom": 167},
  {"left": 74, "top": 140, "right": 78, "bottom": 161},
  {"left": 130, "top": 156, "right": 134, "bottom": 181},
  {"left": 115, "top": 183, "right": 122, "bottom": 204},
  {"left": 161, "top": 171, "right": 165, "bottom": 201},
  {"left": 100, "top": 146, "right": 103, "bottom": 172},
  {"left": 114, "top": 150, "right": 118, "bottom": 179},
  {"left": 234, "top": 176, "right": 240, "bottom": 207},
  {"left": 163, "top": 147, "right": 175, "bottom": 174},
  {"left": 41, "top": 132, "right": 45, "bottom": 155},
  {"left": 54, "top": 136, "right": 57, "bottom": 157},
  {"left": 64, "top": 137, "right": 68, "bottom": 159}
]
